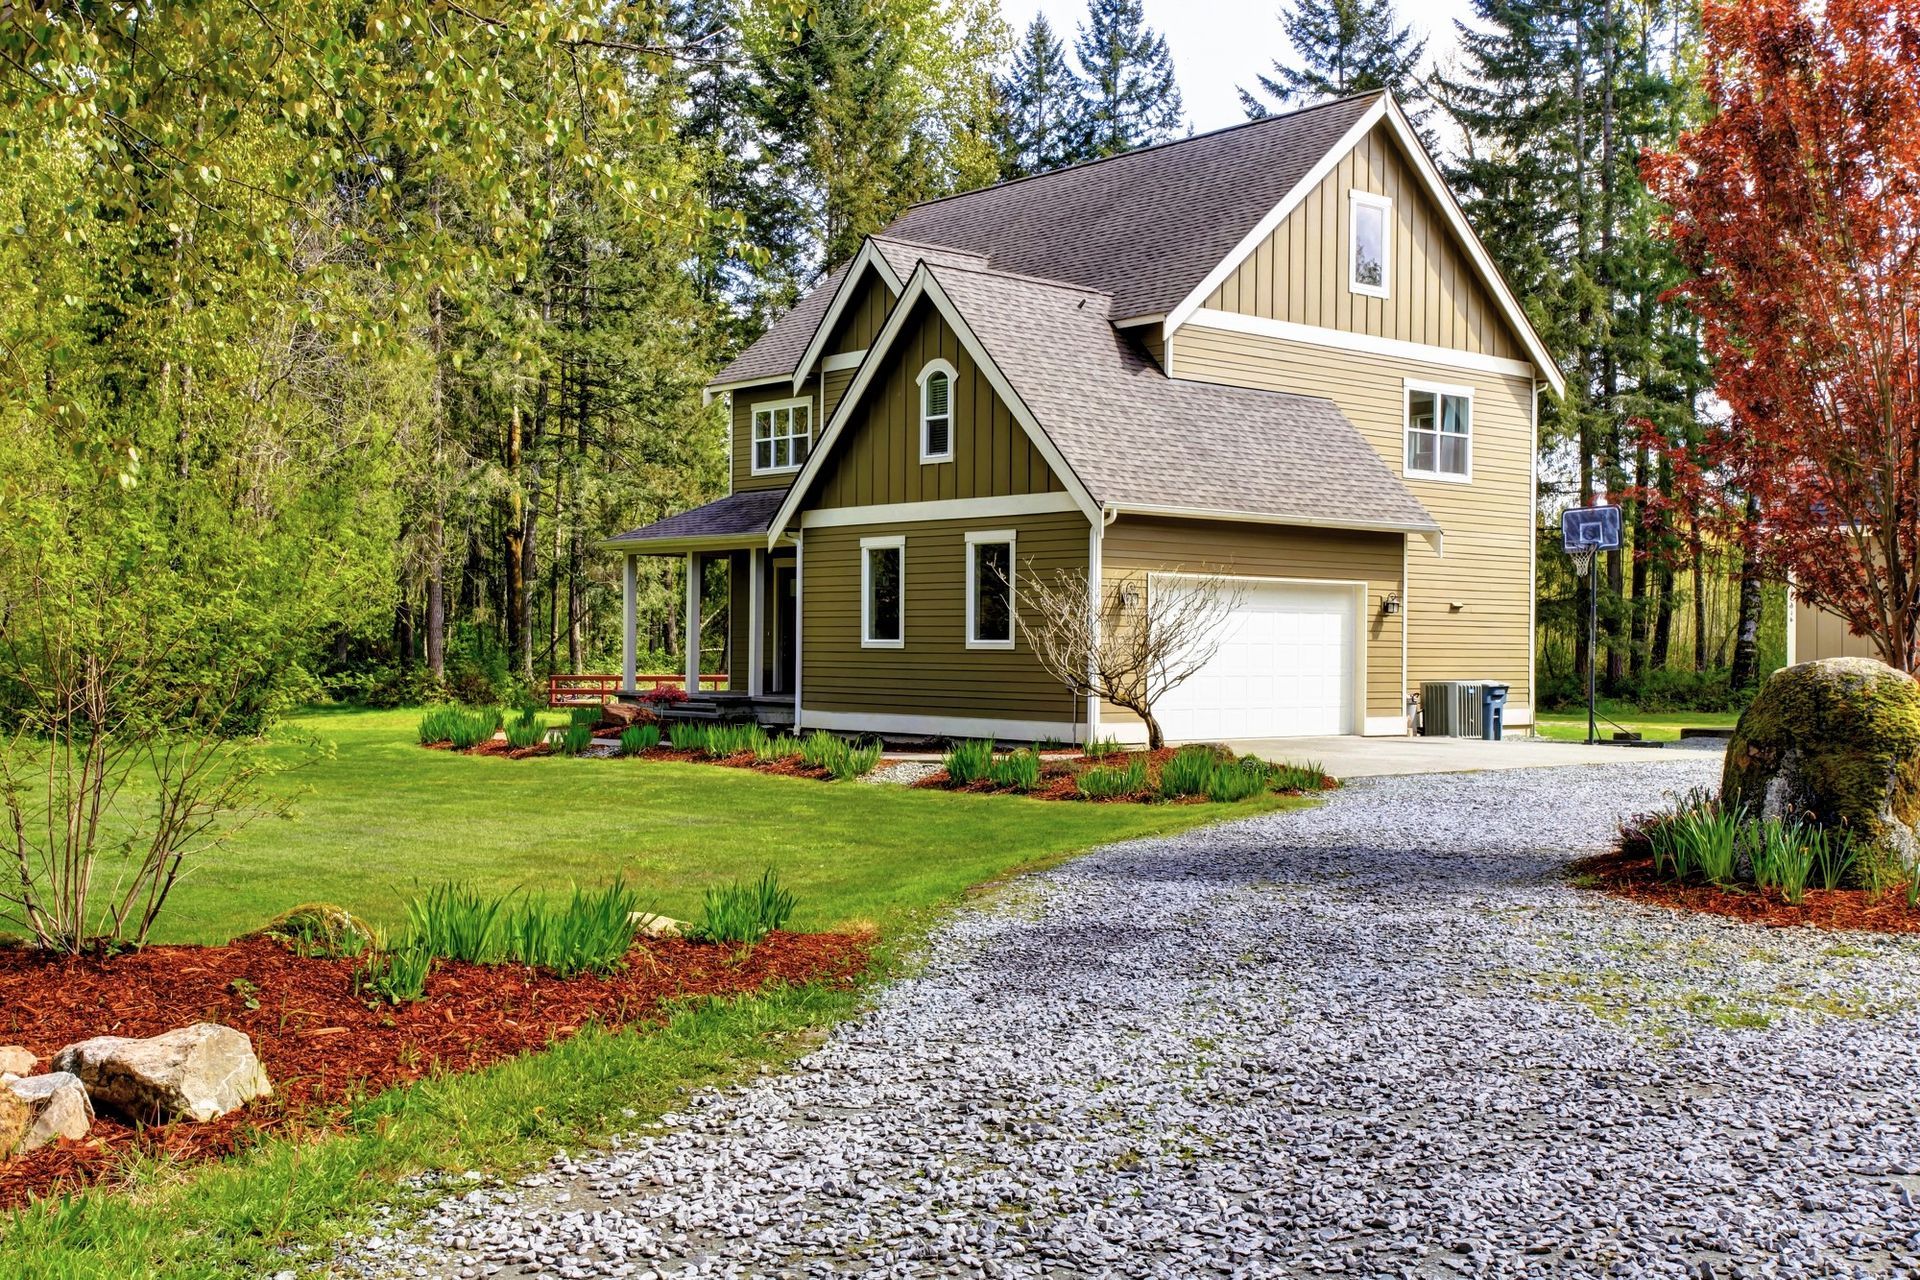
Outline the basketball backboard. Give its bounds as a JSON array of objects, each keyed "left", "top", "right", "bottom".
[{"left": 1561, "top": 505, "right": 1623, "bottom": 553}]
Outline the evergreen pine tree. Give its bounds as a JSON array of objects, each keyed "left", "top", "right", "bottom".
[
  {"left": 998, "top": 15, "right": 1082, "bottom": 177},
  {"left": 1072, "top": 0, "right": 1184, "bottom": 158},
  {"left": 1239, "top": 0, "right": 1429, "bottom": 125}
]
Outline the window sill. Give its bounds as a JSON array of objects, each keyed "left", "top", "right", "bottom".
[
  {"left": 1404, "top": 467, "right": 1472, "bottom": 485},
  {"left": 1350, "top": 282, "right": 1389, "bottom": 300},
  {"left": 750, "top": 463, "right": 805, "bottom": 478},
  {"left": 861, "top": 638, "right": 905, "bottom": 650},
  {"left": 965, "top": 638, "right": 1015, "bottom": 651},
  {"left": 920, "top": 454, "right": 954, "bottom": 465}
]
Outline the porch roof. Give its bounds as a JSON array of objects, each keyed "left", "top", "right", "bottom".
[{"left": 601, "top": 489, "right": 787, "bottom": 553}]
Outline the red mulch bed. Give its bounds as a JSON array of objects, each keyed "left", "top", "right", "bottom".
[
  {"left": 1570, "top": 847, "right": 1920, "bottom": 934},
  {"left": 0, "top": 931, "right": 867, "bottom": 1209}
]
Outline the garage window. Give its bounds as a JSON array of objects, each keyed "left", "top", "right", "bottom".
[
  {"left": 966, "top": 531, "right": 1015, "bottom": 649},
  {"left": 1405, "top": 380, "right": 1472, "bottom": 481},
  {"left": 861, "top": 535, "right": 904, "bottom": 648}
]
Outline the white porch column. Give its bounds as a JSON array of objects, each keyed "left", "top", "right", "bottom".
[
  {"left": 684, "top": 552, "right": 702, "bottom": 693},
  {"left": 621, "top": 554, "right": 638, "bottom": 694},
  {"left": 747, "top": 548, "right": 765, "bottom": 698}
]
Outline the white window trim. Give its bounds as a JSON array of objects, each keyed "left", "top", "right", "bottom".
[
  {"left": 750, "top": 396, "right": 813, "bottom": 477},
  {"left": 1403, "top": 378, "right": 1474, "bottom": 484},
  {"left": 916, "top": 358, "right": 957, "bottom": 464},
  {"left": 964, "top": 529, "right": 1016, "bottom": 650},
  {"left": 860, "top": 534, "right": 905, "bottom": 649},
  {"left": 1349, "top": 190, "right": 1392, "bottom": 300}
]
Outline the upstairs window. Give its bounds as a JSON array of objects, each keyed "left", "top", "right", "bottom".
[
  {"left": 918, "top": 359, "right": 957, "bottom": 463},
  {"left": 966, "top": 531, "right": 1015, "bottom": 649},
  {"left": 1405, "top": 381, "right": 1472, "bottom": 481},
  {"left": 752, "top": 398, "right": 811, "bottom": 475},
  {"left": 861, "top": 536, "right": 904, "bottom": 648},
  {"left": 1349, "top": 191, "right": 1392, "bottom": 299}
]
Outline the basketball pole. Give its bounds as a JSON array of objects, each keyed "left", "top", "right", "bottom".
[{"left": 1587, "top": 559, "right": 1598, "bottom": 746}]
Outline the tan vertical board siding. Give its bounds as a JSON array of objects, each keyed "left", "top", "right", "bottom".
[
  {"left": 1203, "top": 124, "right": 1524, "bottom": 361},
  {"left": 1098, "top": 516, "right": 1405, "bottom": 727},
  {"left": 811, "top": 298, "right": 1065, "bottom": 509},
  {"left": 799, "top": 511, "right": 1088, "bottom": 721},
  {"left": 730, "top": 376, "right": 817, "bottom": 493},
  {"left": 1796, "top": 599, "right": 1882, "bottom": 663},
  {"left": 1169, "top": 326, "right": 1535, "bottom": 718},
  {"left": 821, "top": 273, "right": 895, "bottom": 357}
]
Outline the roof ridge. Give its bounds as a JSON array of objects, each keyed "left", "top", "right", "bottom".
[
  {"left": 869, "top": 234, "right": 989, "bottom": 259},
  {"left": 889, "top": 92, "right": 1386, "bottom": 218},
  {"left": 923, "top": 259, "right": 1113, "bottom": 299}
]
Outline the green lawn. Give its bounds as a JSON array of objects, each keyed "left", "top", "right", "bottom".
[
  {"left": 2, "top": 707, "right": 1306, "bottom": 1276},
  {"left": 161, "top": 707, "right": 1293, "bottom": 944},
  {"left": 1534, "top": 708, "right": 1740, "bottom": 743}
]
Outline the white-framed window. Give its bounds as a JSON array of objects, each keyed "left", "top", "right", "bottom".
[
  {"left": 1349, "top": 190, "right": 1392, "bottom": 299},
  {"left": 860, "top": 535, "right": 905, "bottom": 648},
  {"left": 1404, "top": 379, "right": 1473, "bottom": 482},
  {"left": 751, "top": 397, "right": 812, "bottom": 475},
  {"left": 965, "top": 530, "right": 1016, "bottom": 650},
  {"left": 917, "top": 359, "right": 957, "bottom": 464}
]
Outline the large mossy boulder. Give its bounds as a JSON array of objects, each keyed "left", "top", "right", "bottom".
[{"left": 1722, "top": 656, "right": 1920, "bottom": 885}]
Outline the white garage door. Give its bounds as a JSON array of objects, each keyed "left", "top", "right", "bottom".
[{"left": 1153, "top": 579, "right": 1357, "bottom": 741}]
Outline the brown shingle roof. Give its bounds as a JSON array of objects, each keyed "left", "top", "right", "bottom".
[
  {"left": 881, "top": 95, "right": 1380, "bottom": 319},
  {"left": 922, "top": 262, "right": 1437, "bottom": 532}
]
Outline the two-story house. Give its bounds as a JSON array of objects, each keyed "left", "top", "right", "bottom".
[{"left": 603, "top": 92, "right": 1563, "bottom": 744}]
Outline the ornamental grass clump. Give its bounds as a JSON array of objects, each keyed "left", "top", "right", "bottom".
[
  {"left": 701, "top": 723, "right": 766, "bottom": 758},
  {"left": 620, "top": 723, "right": 660, "bottom": 755},
  {"left": 1083, "top": 736, "right": 1122, "bottom": 759},
  {"left": 560, "top": 723, "right": 594, "bottom": 756},
  {"left": 1076, "top": 754, "right": 1148, "bottom": 799},
  {"left": 1639, "top": 790, "right": 1861, "bottom": 899},
  {"left": 356, "top": 941, "right": 432, "bottom": 1004},
  {"left": 404, "top": 881, "right": 509, "bottom": 963},
  {"left": 987, "top": 748, "right": 1043, "bottom": 792},
  {"left": 505, "top": 715, "right": 548, "bottom": 750},
  {"left": 688, "top": 868, "right": 797, "bottom": 945},
  {"left": 670, "top": 723, "right": 712, "bottom": 754},
  {"left": 943, "top": 738, "right": 994, "bottom": 785},
  {"left": 1206, "top": 756, "right": 1270, "bottom": 803},
  {"left": 1268, "top": 761, "right": 1330, "bottom": 793},
  {"left": 503, "top": 881, "right": 644, "bottom": 977},
  {"left": 1157, "top": 744, "right": 1223, "bottom": 799},
  {"left": 417, "top": 705, "right": 464, "bottom": 745},
  {"left": 756, "top": 732, "right": 804, "bottom": 762},
  {"left": 829, "top": 738, "right": 883, "bottom": 780}
]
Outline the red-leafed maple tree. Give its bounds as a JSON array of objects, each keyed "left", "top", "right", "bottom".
[{"left": 1642, "top": 0, "right": 1920, "bottom": 671}]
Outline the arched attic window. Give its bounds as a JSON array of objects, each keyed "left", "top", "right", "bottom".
[{"left": 917, "top": 359, "right": 957, "bottom": 464}]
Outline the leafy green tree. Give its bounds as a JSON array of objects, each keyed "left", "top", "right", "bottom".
[
  {"left": 1239, "top": 0, "right": 1430, "bottom": 127},
  {"left": 1000, "top": 15, "right": 1083, "bottom": 176},
  {"left": 1072, "top": 0, "right": 1185, "bottom": 158}
]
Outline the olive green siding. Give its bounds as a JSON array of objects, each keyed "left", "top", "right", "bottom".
[
  {"left": 821, "top": 272, "right": 894, "bottom": 358},
  {"left": 723, "top": 550, "right": 750, "bottom": 688},
  {"left": 799, "top": 511, "right": 1088, "bottom": 723},
  {"left": 729, "top": 381, "right": 816, "bottom": 493},
  {"left": 822, "top": 367, "right": 856, "bottom": 422},
  {"left": 1202, "top": 123, "right": 1525, "bottom": 361},
  {"left": 1098, "top": 516, "right": 1406, "bottom": 728},
  {"left": 812, "top": 298, "right": 1066, "bottom": 508}
]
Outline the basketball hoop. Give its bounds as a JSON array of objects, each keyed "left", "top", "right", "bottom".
[
  {"left": 1568, "top": 547, "right": 1596, "bottom": 578},
  {"left": 1561, "top": 504, "right": 1622, "bottom": 746}
]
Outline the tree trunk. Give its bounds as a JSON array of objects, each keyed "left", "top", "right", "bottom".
[
  {"left": 1650, "top": 452, "right": 1675, "bottom": 672},
  {"left": 1691, "top": 535, "right": 1708, "bottom": 674},
  {"left": 1599, "top": 2, "right": 1626, "bottom": 692},
  {"left": 1140, "top": 709, "right": 1165, "bottom": 752},
  {"left": 505, "top": 397, "right": 528, "bottom": 683},
  {"left": 1730, "top": 492, "right": 1764, "bottom": 690}
]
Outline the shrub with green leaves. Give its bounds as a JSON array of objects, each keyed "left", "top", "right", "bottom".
[
  {"left": 356, "top": 942, "right": 432, "bottom": 1004},
  {"left": 943, "top": 738, "right": 994, "bottom": 785},
  {"left": 688, "top": 868, "right": 798, "bottom": 944},
  {"left": 1077, "top": 755, "right": 1148, "bottom": 799},
  {"left": 986, "top": 748, "right": 1043, "bottom": 792},
  {"left": 405, "top": 881, "right": 510, "bottom": 963},
  {"left": 502, "top": 881, "right": 644, "bottom": 978},
  {"left": 1158, "top": 744, "right": 1223, "bottom": 799},
  {"left": 620, "top": 723, "right": 660, "bottom": 756}
]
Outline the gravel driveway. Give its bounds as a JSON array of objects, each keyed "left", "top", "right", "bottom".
[{"left": 335, "top": 759, "right": 1920, "bottom": 1280}]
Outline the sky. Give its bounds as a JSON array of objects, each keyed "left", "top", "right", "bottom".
[{"left": 997, "top": 0, "right": 1480, "bottom": 134}]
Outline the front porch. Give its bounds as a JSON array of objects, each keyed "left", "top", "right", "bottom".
[{"left": 602, "top": 490, "right": 799, "bottom": 725}]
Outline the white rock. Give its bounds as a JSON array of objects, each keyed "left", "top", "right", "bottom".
[
  {"left": 0, "top": 1045, "right": 36, "bottom": 1077},
  {"left": 3, "top": 1071, "right": 93, "bottom": 1153},
  {"left": 52, "top": 1022, "right": 271, "bottom": 1123},
  {"left": 628, "top": 912, "right": 684, "bottom": 939}
]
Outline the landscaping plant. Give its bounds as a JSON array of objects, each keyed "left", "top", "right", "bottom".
[
  {"left": 1206, "top": 756, "right": 1271, "bottom": 803},
  {"left": 505, "top": 716, "right": 548, "bottom": 750},
  {"left": 1076, "top": 755, "right": 1148, "bottom": 799},
  {"left": 943, "top": 739, "right": 995, "bottom": 785},
  {"left": 688, "top": 867, "right": 798, "bottom": 944},
  {"left": 1268, "top": 762, "right": 1330, "bottom": 794},
  {"left": 561, "top": 724, "right": 594, "bottom": 756},
  {"left": 620, "top": 724, "right": 660, "bottom": 755},
  {"left": 405, "top": 881, "right": 510, "bottom": 964},
  {"left": 1158, "top": 744, "right": 1223, "bottom": 799},
  {"left": 356, "top": 942, "right": 433, "bottom": 1004},
  {"left": 503, "top": 881, "right": 645, "bottom": 978},
  {"left": 446, "top": 706, "right": 503, "bottom": 751},
  {"left": 670, "top": 723, "right": 712, "bottom": 754},
  {"left": 418, "top": 706, "right": 466, "bottom": 745},
  {"left": 987, "top": 749, "right": 1044, "bottom": 792},
  {"left": 755, "top": 732, "right": 804, "bottom": 763},
  {"left": 1083, "top": 736, "right": 1122, "bottom": 759}
]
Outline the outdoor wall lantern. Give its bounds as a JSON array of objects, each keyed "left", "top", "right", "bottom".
[{"left": 1381, "top": 591, "right": 1402, "bottom": 616}]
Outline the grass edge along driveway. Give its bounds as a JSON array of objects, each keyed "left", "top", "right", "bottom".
[{"left": 0, "top": 707, "right": 1313, "bottom": 1278}]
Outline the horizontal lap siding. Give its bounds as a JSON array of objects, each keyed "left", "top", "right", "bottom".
[
  {"left": 802, "top": 512, "right": 1088, "bottom": 722},
  {"left": 1170, "top": 327, "right": 1535, "bottom": 718},
  {"left": 812, "top": 299, "right": 1064, "bottom": 509},
  {"left": 822, "top": 367, "right": 855, "bottom": 422},
  {"left": 1099, "top": 517, "right": 1405, "bottom": 726},
  {"left": 1204, "top": 124, "right": 1523, "bottom": 361}
]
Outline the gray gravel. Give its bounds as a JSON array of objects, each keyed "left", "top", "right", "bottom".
[{"left": 327, "top": 758, "right": 1920, "bottom": 1279}]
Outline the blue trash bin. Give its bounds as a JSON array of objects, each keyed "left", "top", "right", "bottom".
[{"left": 1481, "top": 683, "right": 1509, "bottom": 741}]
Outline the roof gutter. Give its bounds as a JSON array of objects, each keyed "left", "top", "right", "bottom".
[{"left": 1104, "top": 502, "right": 1443, "bottom": 556}]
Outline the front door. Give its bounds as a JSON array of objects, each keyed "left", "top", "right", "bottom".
[{"left": 772, "top": 564, "right": 798, "bottom": 693}]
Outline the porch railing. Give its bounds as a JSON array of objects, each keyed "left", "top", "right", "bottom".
[{"left": 547, "top": 672, "right": 730, "bottom": 707}]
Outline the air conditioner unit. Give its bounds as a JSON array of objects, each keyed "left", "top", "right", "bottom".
[{"left": 1420, "top": 681, "right": 1483, "bottom": 737}]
